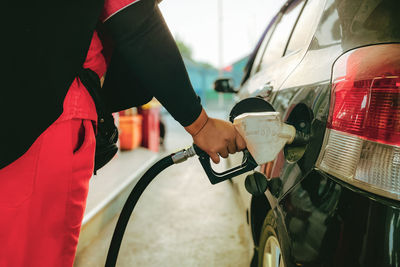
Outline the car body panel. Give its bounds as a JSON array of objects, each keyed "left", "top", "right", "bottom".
[
  {"left": 277, "top": 170, "right": 400, "bottom": 267},
  {"left": 257, "top": 0, "right": 400, "bottom": 265},
  {"left": 229, "top": 0, "right": 400, "bottom": 265}
]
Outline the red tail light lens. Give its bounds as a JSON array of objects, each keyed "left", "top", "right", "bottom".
[
  {"left": 328, "top": 47, "right": 400, "bottom": 146},
  {"left": 317, "top": 44, "right": 400, "bottom": 200}
]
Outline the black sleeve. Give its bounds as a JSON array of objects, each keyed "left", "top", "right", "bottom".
[{"left": 101, "top": 0, "right": 202, "bottom": 127}]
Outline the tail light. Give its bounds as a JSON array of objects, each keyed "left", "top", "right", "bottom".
[{"left": 316, "top": 44, "right": 400, "bottom": 200}]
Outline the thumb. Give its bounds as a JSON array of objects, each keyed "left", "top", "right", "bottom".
[{"left": 235, "top": 131, "right": 247, "bottom": 151}]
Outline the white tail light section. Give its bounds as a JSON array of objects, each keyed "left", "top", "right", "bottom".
[
  {"left": 318, "top": 130, "right": 363, "bottom": 179},
  {"left": 317, "top": 44, "right": 400, "bottom": 200}
]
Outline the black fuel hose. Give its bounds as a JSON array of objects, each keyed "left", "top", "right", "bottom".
[
  {"left": 104, "top": 144, "right": 253, "bottom": 266},
  {"left": 105, "top": 154, "right": 174, "bottom": 267},
  {"left": 105, "top": 146, "right": 197, "bottom": 267}
]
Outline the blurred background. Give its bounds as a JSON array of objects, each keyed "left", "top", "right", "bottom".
[{"left": 160, "top": 0, "right": 281, "bottom": 104}]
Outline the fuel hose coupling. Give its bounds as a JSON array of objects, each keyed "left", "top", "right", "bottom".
[{"left": 171, "top": 146, "right": 197, "bottom": 164}]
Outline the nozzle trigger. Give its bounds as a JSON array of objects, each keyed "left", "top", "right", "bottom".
[{"left": 192, "top": 144, "right": 258, "bottom": 185}]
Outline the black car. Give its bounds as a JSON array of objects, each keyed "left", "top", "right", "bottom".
[{"left": 216, "top": 0, "right": 400, "bottom": 266}]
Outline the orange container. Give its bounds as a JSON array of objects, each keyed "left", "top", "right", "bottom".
[
  {"left": 119, "top": 115, "right": 142, "bottom": 151},
  {"left": 119, "top": 107, "right": 137, "bottom": 117}
]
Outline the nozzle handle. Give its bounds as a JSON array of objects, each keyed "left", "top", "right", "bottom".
[{"left": 192, "top": 144, "right": 258, "bottom": 185}]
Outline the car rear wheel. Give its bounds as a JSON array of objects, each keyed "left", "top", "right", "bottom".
[{"left": 258, "top": 210, "right": 285, "bottom": 267}]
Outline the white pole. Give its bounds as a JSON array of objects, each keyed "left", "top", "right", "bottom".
[{"left": 217, "top": 0, "right": 224, "bottom": 107}]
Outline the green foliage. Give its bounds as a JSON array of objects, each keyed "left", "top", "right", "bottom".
[{"left": 175, "top": 36, "right": 193, "bottom": 60}]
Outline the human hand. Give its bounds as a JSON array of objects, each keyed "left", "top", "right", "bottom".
[{"left": 185, "top": 109, "right": 246, "bottom": 163}]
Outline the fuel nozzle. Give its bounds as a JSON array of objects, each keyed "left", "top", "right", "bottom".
[
  {"left": 190, "top": 111, "right": 310, "bottom": 186},
  {"left": 233, "top": 112, "right": 299, "bottom": 165}
]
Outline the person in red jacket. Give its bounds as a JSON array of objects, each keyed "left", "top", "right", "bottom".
[{"left": 0, "top": 0, "right": 245, "bottom": 266}]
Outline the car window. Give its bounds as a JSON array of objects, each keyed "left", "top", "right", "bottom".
[
  {"left": 285, "top": 0, "right": 322, "bottom": 55},
  {"left": 257, "top": 1, "right": 305, "bottom": 72},
  {"left": 250, "top": 17, "right": 280, "bottom": 77},
  {"left": 312, "top": 0, "right": 341, "bottom": 48}
]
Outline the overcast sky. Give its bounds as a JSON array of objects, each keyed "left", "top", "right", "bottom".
[{"left": 159, "top": 0, "right": 282, "bottom": 68}]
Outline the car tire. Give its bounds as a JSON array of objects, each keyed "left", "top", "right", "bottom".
[{"left": 257, "top": 210, "right": 285, "bottom": 267}]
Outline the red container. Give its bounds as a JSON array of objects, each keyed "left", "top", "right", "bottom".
[{"left": 139, "top": 107, "right": 160, "bottom": 152}]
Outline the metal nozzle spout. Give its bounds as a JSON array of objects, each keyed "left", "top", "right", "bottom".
[{"left": 291, "top": 131, "right": 311, "bottom": 146}]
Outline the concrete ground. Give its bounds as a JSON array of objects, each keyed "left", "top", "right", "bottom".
[{"left": 74, "top": 101, "right": 253, "bottom": 267}]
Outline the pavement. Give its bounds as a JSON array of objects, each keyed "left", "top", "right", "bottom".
[{"left": 74, "top": 99, "right": 253, "bottom": 267}]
